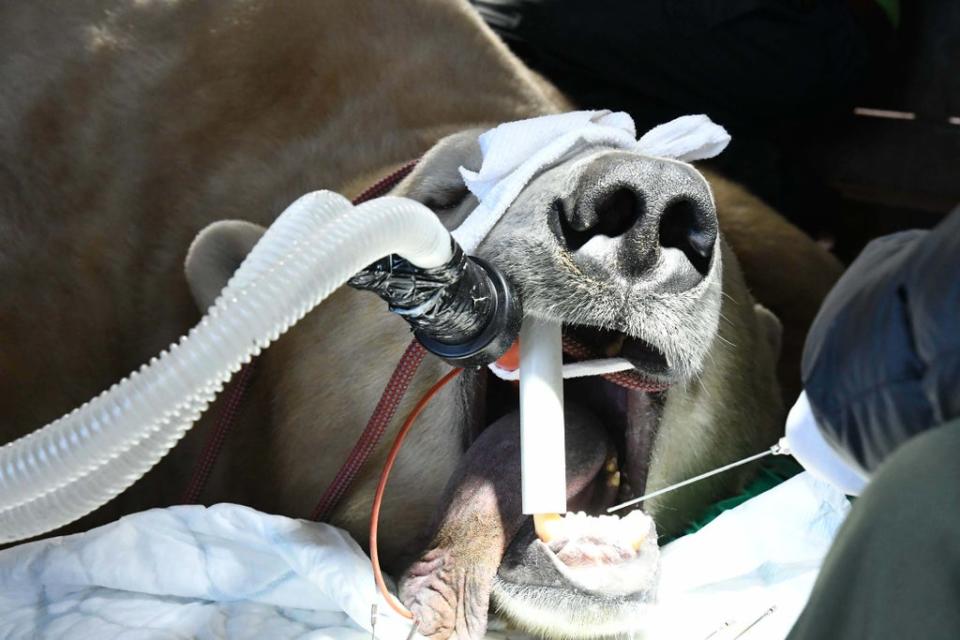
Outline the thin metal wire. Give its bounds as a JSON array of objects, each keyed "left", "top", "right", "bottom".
[
  {"left": 703, "top": 620, "right": 733, "bottom": 640},
  {"left": 404, "top": 620, "right": 420, "bottom": 640},
  {"left": 732, "top": 606, "right": 777, "bottom": 639},
  {"left": 607, "top": 443, "right": 785, "bottom": 513}
]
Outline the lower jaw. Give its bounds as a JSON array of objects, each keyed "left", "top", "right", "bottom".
[
  {"left": 491, "top": 524, "right": 660, "bottom": 640},
  {"left": 487, "top": 383, "right": 664, "bottom": 629},
  {"left": 491, "top": 548, "right": 659, "bottom": 639},
  {"left": 493, "top": 479, "right": 661, "bottom": 617}
]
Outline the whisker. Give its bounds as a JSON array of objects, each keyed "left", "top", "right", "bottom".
[
  {"left": 720, "top": 290, "right": 738, "bottom": 305},
  {"left": 716, "top": 333, "right": 737, "bottom": 349}
]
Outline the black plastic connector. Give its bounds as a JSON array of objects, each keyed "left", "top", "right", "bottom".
[{"left": 348, "top": 242, "right": 521, "bottom": 368}]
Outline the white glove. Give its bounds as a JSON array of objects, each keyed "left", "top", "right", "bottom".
[{"left": 781, "top": 392, "right": 869, "bottom": 496}]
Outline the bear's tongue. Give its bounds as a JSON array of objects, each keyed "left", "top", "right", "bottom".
[{"left": 398, "top": 407, "right": 612, "bottom": 639}]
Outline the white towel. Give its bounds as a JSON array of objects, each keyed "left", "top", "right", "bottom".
[{"left": 452, "top": 111, "right": 729, "bottom": 254}]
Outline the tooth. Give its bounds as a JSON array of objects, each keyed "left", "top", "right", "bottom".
[
  {"left": 607, "top": 471, "right": 621, "bottom": 488},
  {"left": 534, "top": 513, "right": 564, "bottom": 544},
  {"left": 618, "top": 510, "right": 652, "bottom": 551},
  {"left": 539, "top": 509, "right": 656, "bottom": 549},
  {"left": 605, "top": 456, "right": 619, "bottom": 473},
  {"left": 604, "top": 334, "right": 627, "bottom": 357}
]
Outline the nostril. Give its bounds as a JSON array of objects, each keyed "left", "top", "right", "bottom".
[
  {"left": 558, "top": 186, "right": 644, "bottom": 252},
  {"left": 658, "top": 198, "right": 716, "bottom": 276},
  {"left": 595, "top": 187, "right": 643, "bottom": 239}
]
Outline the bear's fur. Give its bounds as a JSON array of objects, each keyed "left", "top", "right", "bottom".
[{"left": 0, "top": 1, "right": 842, "bottom": 637}]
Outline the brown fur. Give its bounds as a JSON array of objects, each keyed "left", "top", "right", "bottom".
[{"left": 0, "top": 0, "right": 561, "bottom": 552}]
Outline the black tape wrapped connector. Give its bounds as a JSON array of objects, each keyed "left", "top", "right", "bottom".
[{"left": 348, "top": 241, "right": 521, "bottom": 368}]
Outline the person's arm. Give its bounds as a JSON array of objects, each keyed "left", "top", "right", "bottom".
[{"left": 800, "top": 206, "right": 960, "bottom": 478}]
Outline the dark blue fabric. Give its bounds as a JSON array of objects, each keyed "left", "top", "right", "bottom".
[{"left": 802, "top": 206, "right": 960, "bottom": 474}]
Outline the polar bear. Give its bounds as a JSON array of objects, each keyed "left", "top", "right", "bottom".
[{"left": 0, "top": 1, "right": 842, "bottom": 637}]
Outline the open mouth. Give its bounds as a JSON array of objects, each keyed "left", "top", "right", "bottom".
[
  {"left": 399, "top": 323, "right": 672, "bottom": 639},
  {"left": 558, "top": 323, "right": 671, "bottom": 508},
  {"left": 492, "top": 324, "right": 668, "bottom": 608},
  {"left": 564, "top": 325, "right": 671, "bottom": 381}
]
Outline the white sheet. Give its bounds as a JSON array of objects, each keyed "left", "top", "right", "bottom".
[
  {"left": 0, "top": 473, "right": 848, "bottom": 640},
  {"left": 0, "top": 505, "right": 416, "bottom": 640},
  {"left": 646, "top": 471, "right": 851, "bottom": 639}
]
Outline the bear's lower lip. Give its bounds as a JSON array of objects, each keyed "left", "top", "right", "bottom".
[{"left": 496, "top": 512, "right": 660, "bottom": 599}]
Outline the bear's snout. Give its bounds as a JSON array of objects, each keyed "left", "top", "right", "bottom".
[{"left": 553, "top": 152, "right": 718, "bottom": 293}]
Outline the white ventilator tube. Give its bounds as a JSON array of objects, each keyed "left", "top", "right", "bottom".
[
  {"left": 0, "top": 191, "right": 453, "bottom": 543},
  {"left": 518, "top": 316, "right": 567, "bottom": 515}
]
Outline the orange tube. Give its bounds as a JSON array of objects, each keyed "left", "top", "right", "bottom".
[{"left": 369, "top": 367, "right": 463, "bottom": 619}]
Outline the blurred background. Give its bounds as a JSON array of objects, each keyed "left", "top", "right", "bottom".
[{"left": 470, "top": 0, "right": 959, "bottom": 263}]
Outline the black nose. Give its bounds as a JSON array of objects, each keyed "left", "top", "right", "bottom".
[{"left": 555, "top": 153, "right": 718, "bottom": 290}]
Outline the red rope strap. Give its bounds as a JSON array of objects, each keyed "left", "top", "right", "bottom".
[
  {"left": 310, "top": 339, "right": 427, "bottom": 521},
  {"left": 562, "top": 335, "right": 670, "bottom": 393},
  {"left": 180, "top": 161, "right": 419, "bottom": 508},
  {"left": 352, "top": 160, "right": 419, "bottom": 204},
  {"left": 179, "top": 362, "right": 256, "bottom": 505}
]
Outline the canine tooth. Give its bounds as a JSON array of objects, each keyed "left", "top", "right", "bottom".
[
  {"left": 604, "top": 334, "right": 627, "bottom": 357},
  {"left": 630, "top": 531, "right": 648, "bottom": 552},
  {"left": 622, "top": 513, "right": 643, "bottom": 531},
  {"left": 534, "top": 513, "right": 564, "bottom": 544},
  {"left": 607, "top": 471, "right": 621, "bottom": 488},
  {"left": 617, "top": 510, "right": 653, "bottom": 550},
  {"left": 572, "top": 513, "right": 588, "bottom": 534}
]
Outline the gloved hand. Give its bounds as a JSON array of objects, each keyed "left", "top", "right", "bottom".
[
  {"left": 782, "top": 391, "right": 869, "bottom": 496},
  {"left": 796, "top": 205, "right": 960, "bottom": 489}
]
